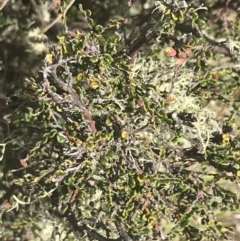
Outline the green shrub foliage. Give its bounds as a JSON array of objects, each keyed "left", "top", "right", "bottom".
[{"left": 1, "top": 1, "right": 240, "bottom": 240}]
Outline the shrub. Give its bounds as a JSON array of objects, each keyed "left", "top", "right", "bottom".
[{"left": 1, "top": 1, "right": 240, "bottom": 240}]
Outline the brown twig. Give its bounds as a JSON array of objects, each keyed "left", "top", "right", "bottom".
[
  {"left": 215, "top": 85, "right": 240, "bottom": 120},
  {"left": 128, "top": 31, "right": 158, "bottom": 65},
  {"left": 0, "top": 0, "right": 9, "bottom": 11},
  {"left": 42, "top": 0, "right": 75, "bottom": 33},
  {"left": 0, "top": 184, "right": 18, "bottom": 206},
  {"left": 29, "top": 0, "right": 43, "bottom": 24}
]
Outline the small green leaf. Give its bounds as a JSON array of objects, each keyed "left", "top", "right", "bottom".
[
  {"left": 197, "top": 19, "right": 206, "bottom": 30},
  {"left": 24, "top": 113, "right": 31, "bottom": 122},
  {"left": 86, "top": 10, "right": 92, "bottom": 17},
  {"left": 89, "top": 56, "right": 99, "bottom": 63},
  {"left": 56, "top": 134, "right": 66, "bottom": 143},
  {"left": 95, "top": 25, "right": 103, "bottom": 33},
  {"left": 191, "top": 12, "right": 198, "bottom": 21},
  {"left": 129, "top": 177, "right": 136, "bottom": 188},
  {"left": 42, "top": 134, "right": 49, "bottom": 144},
  {"left": 76, "top": 73, "right": 83, "bottom": 81},
  {"left": 102, "top": 53, "right": 114, "bottom": 65},
  {"left": 48, "top": 129, "right": 58, "bottom": 138},
  {"left": 188, "top": 8, "right": 195, "bottom": 13},
  {"left": 99, "top": 156, "right": 108, "bottom": 166},
  {"left": 106, "top": 150, "right": 115, "bottom": 159}
]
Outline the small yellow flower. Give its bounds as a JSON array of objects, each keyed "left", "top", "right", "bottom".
[
  {"left": 45, "top": 53, "right": 53, "bottom": 63},
  {"left": 221, "top": 227, "right": 228, "bottom": 233},
  {"left": 121, "top": 130, "right": 128, "bottom": 139},
  {"left": 90, "top": 80, "right": 99, "bottom": 89},
  {"left": 222, "top": 133, "right": 230, "bottom": 146},
  {"left": 237, "top": 170, "right": 240, "bottom": 177}
]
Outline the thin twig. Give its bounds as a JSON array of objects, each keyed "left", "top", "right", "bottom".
[
  {"left": 0, "top": 0, "right": 9, "bottom": 11},
  {"left": 215, "top": 85, "right": 240, "bottom": 120},
  {"left": 115, "top": 221, "right": 132, "bottom": 241},
  {"left": 30, "top": 0, "right": 43, "bottom": 23},
  {"left": 42, "top": 0, "right": 75, "bottom": 33}
]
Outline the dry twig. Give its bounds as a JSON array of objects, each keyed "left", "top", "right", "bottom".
[
  {"left": 0, "top": 0, "right": 9, "bottom": 11},
  {"left": 43, "top": 0, "right": 75, "bottom": 33}
]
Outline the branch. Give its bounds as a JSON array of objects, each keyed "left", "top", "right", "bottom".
[
  {"left": 183, "top": 147, "right": 237, "bottom": 175},
  {"left": 115, "top": 221, "right": 133, "bottom": 241},
  {"left": 0, "top": 0, "right": 9, "bottom": 11},
  {"left": 65, "top": 211, "right": 123, "bottom": 241},
  {"left": 0, "top": 183, "right": 18, "bottom": 206},
  {"left": 42, "top": 0, "right": 75, "bottom": 33}
]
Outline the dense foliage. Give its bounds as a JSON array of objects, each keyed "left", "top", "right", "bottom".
[{"left": 1, "top": 0, "right": 240, "bottom": 240}]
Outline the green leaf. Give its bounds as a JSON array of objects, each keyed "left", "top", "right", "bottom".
[
  {"left": 24, "top": 113, "right": 32, "bottom": 122},
  {"left": 101, "top": 53, "right": 114, "bottom": 66},
  {"left": 89, "top": 56, "right": 99, "bottom": 63},
  {"left": 42, "top": 133, "right": 49, "bottom": 144},
  {"left": 197, "top": 19, "right": 206, "bottom": 30},
  {"left": 99, "top": 156, "right": 108, "bottom": 166},
  {"left": 86, "top": 9, "right": 92, "bottom": 17},
  {"left": 48, "top": 129, "right": 58, "bottom": 138},
  {"left": 56, "top": 134, "right": 67, "bottom": 143},
  {"left": 95, "top": 25, "right": 103, "bottom": 33},
  {"left": 191, "top": 12, "right": 198, "bottom": 21}
]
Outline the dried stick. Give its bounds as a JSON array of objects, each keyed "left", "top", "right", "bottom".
[
  {"left": 42, "top": 0, "right": 75, "bottom": 33},
  {"left": 0, "top": 0, "right": 9, "bottom": 11}
]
